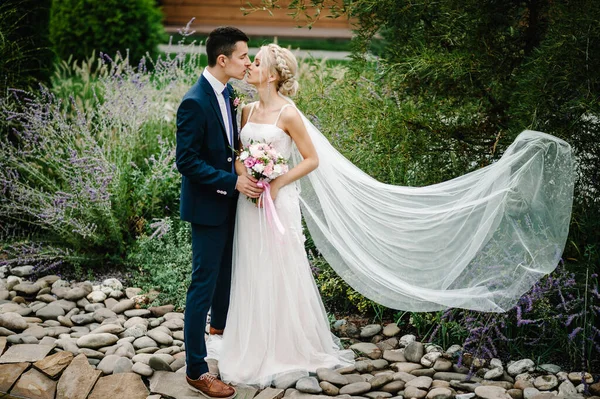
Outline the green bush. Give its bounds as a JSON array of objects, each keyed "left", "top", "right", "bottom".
[
  {"left": 127, "top": 217, "right": 192, "bottom": 310},
  {"left": 49, "top": 0, "right": 166, "bottom": 64},
  {"left": 1, "top": 0, "right": 53, "bottom": 93}
]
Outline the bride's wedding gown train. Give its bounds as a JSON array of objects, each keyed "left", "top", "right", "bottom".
[{"left": 214, "top": 104, "right": 354, "bottom": 387}]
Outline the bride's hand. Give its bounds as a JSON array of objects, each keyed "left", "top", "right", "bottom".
[{"left": 255, "top": 180, "right": 281, "bottom": 208}]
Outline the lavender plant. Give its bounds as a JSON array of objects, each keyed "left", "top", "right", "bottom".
[
  {"left": 0, "top": 25, "right": 203, "bottom": 276},
  {"left": 428, "top": 261, "right": 599, "bottom": 372}
]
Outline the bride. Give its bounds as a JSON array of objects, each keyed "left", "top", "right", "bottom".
[
  {"left": 213, "top": 43, "right": 574, "bottom": 386},
  {"left": 216, "top": 43, "right": 355, "bottom": 387}
]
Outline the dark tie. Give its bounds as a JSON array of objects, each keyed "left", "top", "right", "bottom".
[{"left": 222, "top": 87, "right": 235, "bottom": 173}]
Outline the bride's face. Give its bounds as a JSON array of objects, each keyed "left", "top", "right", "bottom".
[{"left": 245, "top": 50, "right": 273, "bottom": 88}]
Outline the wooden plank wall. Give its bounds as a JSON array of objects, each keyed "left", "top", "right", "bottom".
[{"left": 161, "top": 0, "right": 351, "bottom": 32}]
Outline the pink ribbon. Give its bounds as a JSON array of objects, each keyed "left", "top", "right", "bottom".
[{"left": 257, "top": 181, "right": 285, "bottom": 235}]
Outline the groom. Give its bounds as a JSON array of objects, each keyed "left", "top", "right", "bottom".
[{"left": 175, "top": 26, "right": 262, "bottom": 397}]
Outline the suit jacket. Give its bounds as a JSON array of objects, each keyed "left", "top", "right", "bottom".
[{"left": 176, "top": 75, "right": 240, "bottom": 226}]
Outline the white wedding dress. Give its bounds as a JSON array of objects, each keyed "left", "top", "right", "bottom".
[{"left": 214, "top": 104, "right": 354, "bottom": 387}]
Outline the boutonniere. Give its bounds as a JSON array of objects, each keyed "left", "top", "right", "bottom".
[{"left": 233, "top": 97, "right": 241, "bottom": 108}]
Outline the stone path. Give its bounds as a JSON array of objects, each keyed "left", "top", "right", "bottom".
[{"left": 0, "top": 267, "right": 599, "bottom": 399}]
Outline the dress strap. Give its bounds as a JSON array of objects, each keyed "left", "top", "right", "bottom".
[
  {"left": 247, "top": 102, "right": 257, "bottom": 122},
  {"left": 274, "top": 104, "right": 294, "bottom": 126}
]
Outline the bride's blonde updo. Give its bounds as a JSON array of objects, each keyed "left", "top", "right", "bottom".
[{"left": 261, "top": 43, "right": 299, "bottom": 97}]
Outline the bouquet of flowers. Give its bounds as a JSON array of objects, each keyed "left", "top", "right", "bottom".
[
  {"left": 238, "top": 141, "right": 289, "bottom": 184},
  {"left": 237, "top": 141, "right": 289, "bottom": 234}
]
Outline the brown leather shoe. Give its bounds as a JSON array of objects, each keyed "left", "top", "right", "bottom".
[
  {"left": 186, "top": 373, "right": 235, "bottom": 398},
  {"left": 209, "top": 326, "right": 224, "bottom": 335}
]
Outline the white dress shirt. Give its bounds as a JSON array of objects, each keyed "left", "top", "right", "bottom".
[{"left": 203, "top": 69, "right": 232, "bottom": 144}]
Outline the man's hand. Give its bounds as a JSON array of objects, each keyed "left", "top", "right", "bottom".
[{"left": 235, "top": 175, "right": 263, "bottom": 198}]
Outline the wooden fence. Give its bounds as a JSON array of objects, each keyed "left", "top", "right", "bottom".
[{"left": 160, "top": 0, "right": 353, "bottom": 38}]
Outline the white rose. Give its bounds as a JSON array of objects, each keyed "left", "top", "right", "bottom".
[
  {"left": 252, "top": 163, "right": 265, "bottom": 173},
  {"left": 273, "top": 164, "right": 282, "bottom": 175},
  {"left": 239, "top": 151, "right": 249, "bottom": 161}
]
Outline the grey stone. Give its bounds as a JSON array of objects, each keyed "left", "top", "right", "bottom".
[
  {"left": 170, "top": 357, "right": 185, "bottom": 372},
  {"left": 433, "top": 372, "right": 482, "bottom": 383},
  {"left": 13, "top": 282, "right": 41, "bottom": 296},
  {"left": 399, "top": 334, "right": 416, "bottom": 347},
  {"left": 131, "top": 361, "right": 153, "bottom": 377},
  {"left": 381, "top": 380, "right": 405, "bottom": 394},
  {"left": 275, "top": 370, "right": 310, "bottom": 389},
  {"left": 161, "top": 317, "right": 185, "bottom": 330},
  {"left": 339, "top": 382, "right": 372, "bottom": 396},
  {"left": 79, "top": 348, "right": 105, "bottom": 359},
  {"left": 558, "top": 380, "right": 578, "bottom": 396},
  {"left": 93, "top": 307, "right": 117, "bottom": 323},
  {"left": 317, "top": 367, "right": 349, "bottom": 386},
  {"left": 365, "top": 392, "right": 392, "bottom": 399},
  {"left": 149, "top": 304, "right": 175, "bottom": 317},
  {"left": 404, "top": 341, "right": 425, "bottom": 363},
  {"left": 0, "top": 312, "right": 28, "bottom": 331},
  {"left": 63, "top": 286, "right": 91, "bottom": 301},
  {"left": 36, "top": 303, "right": 66, "bottom": 320},
  {"left": 124, "top": 309, "right": 151, "bottom": 318},
  {"left": 360, "top": 324, "right": 382, "bottom": 338},
  {"left": 77, "top": 333, "right": 119, "bottom": 349},
  {"left": 92, "top": 323, "right": 125, "bottom": 335},
  {"left": 406, "top": 376, "right": 433, "bottom": 390},
  {"left": 133, "top": 336, "right": 157, "bottom": 349},
  {"left": 426, "top": 388, "right": 453, "bottom": 399},
  {"left": 320, "top": 381, "right": 340, "bottom": 395},
  {"left": 391, "top": 362, "right": 422, "bottom": 373},
  {"left": 537, "top": 364, "right": 561, "bottom": 374},
  {"left": 383, "top": 349, "right": 405, "bottom": 363},
  {"left": 382, "top": 323, "right": 401, "bottom": 337},
  {"left": 507, "top": 360, "right": 535, "bottom": 377},
  {"left": 355, "top": 360, "right": 374, "bottom": 373},
  {"left": 370, "top": 373, "right": 394, "bottom": 389},
  {"left": 350, "top": 343, "right": 382, "bottom": 359},
  {"left": 71, "top": 313, "right": 95, "bottom": 325},
  {"left": 11, "top": 265, "right": 35, "bottom": 277},
  {"left": 474, "top": 386, "right": 512, "bottom": 399},
  {"left": 7, "top": 333, "right": 39, "bottom": 344},
  {"left": 97, "top": 354, "right": 121, "bottom": 374},
  {"left": 433, "top": 358, "right": 453, "bottom": 372},
  {"left": 297, "top": 377, "right": 323, "bottom": 394},
  {"left": 124, "top": 316, "right": 149, "bottom": 329},
  {"left": 111, "top": 299, "right": 135, "bottom": 314},
  {"left": 404, "top": 386, "right": 428, "bottom": 399},
  {"left": 149, "top": 355, "right": 172, "bottom": 371},
  {"left": 147, "top": 329, "right": 174, "bottom": 346}
]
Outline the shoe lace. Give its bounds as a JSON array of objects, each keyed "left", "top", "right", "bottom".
[{"left": 200, "top": 373, "right": 217, "bottom": 385}]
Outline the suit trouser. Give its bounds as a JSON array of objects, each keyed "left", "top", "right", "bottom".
[{"left": 185, "top": 216, "right": 235, "bottom": 379}]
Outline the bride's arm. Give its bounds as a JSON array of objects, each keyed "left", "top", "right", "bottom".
[{"left": 271, "top": 107, "right": 318, "bottom": 194}]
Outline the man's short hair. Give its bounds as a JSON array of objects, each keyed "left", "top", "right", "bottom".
[{"left": 206, "top": 26, "right": 250, "bottom": 67}]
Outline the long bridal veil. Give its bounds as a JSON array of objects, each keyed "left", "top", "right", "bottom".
[{"left": 287, "top": 98, "right": 575, "bottom": 313}]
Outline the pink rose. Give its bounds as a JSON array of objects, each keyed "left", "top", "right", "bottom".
[
  {"left": 233, "top": 97, "right": 240, "bottom": 107},
  {"left": 264, "top": 163, "right": 274, "bottom": 177},
  {"left": 244, "top": 158, "right": 256, "bottom": 168}
]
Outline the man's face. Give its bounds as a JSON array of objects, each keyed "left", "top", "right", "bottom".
[{"left": 223, "top": 41, "right": 251, "bottom": 80}]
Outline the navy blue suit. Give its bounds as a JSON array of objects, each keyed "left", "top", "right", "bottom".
[{"left": 175, "top": 74, "right": 239, "bottom": 379}]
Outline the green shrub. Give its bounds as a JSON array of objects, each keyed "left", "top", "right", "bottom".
[
  {"left": 49, "top": 0, "right": 166, "bottom": 64},
  {"left": 127, "top": 217, "right": 191, "bottom": 310},
  {"left": 1, "top": 0, "right": 53, "bottom": 93}
]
